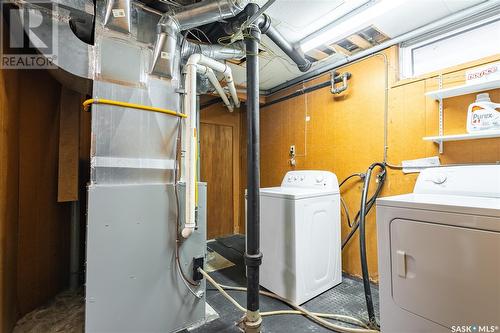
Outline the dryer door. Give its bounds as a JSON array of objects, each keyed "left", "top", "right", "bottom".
[{"left": 390, "top": 219, "right": 500, "bottom": 329}]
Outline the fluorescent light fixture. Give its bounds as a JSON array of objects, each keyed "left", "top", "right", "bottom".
[{"left": 300, "top": 0, "right": 405, "bottom": 52}]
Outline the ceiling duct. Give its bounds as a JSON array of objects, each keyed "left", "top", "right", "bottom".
[
  {"left": 151, "top": 0, "right": 248, "bottom": 77},
  {"left": 223, "top": 11, "right": 312, "bottom": 72},
  {"left": 181, "top": 40, "right": 246, "bottom": 60}
]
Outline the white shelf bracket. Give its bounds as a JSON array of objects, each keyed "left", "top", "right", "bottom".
[{"left": 438, "top": 74, "right": 444, "bottom": 154}]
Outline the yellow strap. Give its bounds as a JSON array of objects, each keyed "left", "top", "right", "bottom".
[{"left": 83, "top": 98, "right": 187, "bottom": 118}]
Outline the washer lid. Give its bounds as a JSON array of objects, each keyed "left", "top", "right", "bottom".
[
  {"left": 259, "top": 186, "right": 339, "bottom": 200},
  {"left": 377, "top": 193, "right": 500, "bottom": 217}
]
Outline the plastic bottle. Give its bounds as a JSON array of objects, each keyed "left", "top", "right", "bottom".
[{"left": 466, "top": 93, "right": 500, "bottom": 133}]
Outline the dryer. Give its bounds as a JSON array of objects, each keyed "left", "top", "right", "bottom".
[
  {"left": 377, "top": 165, "right": 500, "bottom": 333},
  {"left": 256, "top": 170, "right": 342, "bottom": 305}
]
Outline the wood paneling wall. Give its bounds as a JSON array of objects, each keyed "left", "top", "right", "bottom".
[
  {"left": 0, "top": 68, "right": 20, "bottom": 333},
  {"left": 0, "top": 68, "right": 75, "bottom": 330},
  {"left": 206, "top": 47, "right": 500, "bottom": 281},
  {"left": 200, "top": 123, "right": 234, "bottom": 239},
  {"left": 17, "top": 70, "right": 71, "bottom": 315},
  {"left": 200, "top": 105, "right": 242, "bottom": 235}
]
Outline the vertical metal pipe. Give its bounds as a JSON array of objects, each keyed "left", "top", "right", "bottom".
[
  {"left": 244, "top": 3, "right": 263, "bottom": 332},
  {"left": 70, "top": 201, "right": 80, "bottom": 291}
]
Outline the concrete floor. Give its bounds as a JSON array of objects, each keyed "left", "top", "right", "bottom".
[{"left": 14, "top": 234, "right": 379, "bottom": 333}]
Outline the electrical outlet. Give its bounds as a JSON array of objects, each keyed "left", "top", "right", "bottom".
[
  {"left": 289, "top": 145, "right": 296, "bottom": 157},
  {"left": 402, "top": 156, "right": 441, "bottom": 174},
  {"left": 192, "top": 257, "right": 204, "bottom": 281}
]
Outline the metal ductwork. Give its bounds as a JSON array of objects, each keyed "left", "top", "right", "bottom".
[
  {"left": 151, "top": 0, "right": 248, "bottom": 77},
  {"left": 258, "top": 15, "right": 312, "bottom": 72},
  {"left": 172, "top": 0, "right": 248, "bottom": 30},
  {"left": 223, "top": 9, "right": 312, "bottom": 73},
  {"left": 9, "top": 0, "right": 94, "bottom": 93},
  {"left": 181, "top": 40, "right": 246, "bottom": 60}
]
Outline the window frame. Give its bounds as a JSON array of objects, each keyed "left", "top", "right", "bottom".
[{"left": 399, "top": 13, "right": 500, "bottom": 79}]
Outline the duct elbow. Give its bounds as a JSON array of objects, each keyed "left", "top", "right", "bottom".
[
  {"left": 298, "top": 60, "right": 312, "bottom": 72},
  {"left": 181, "top": 226, "right": 195, "bottom": 238},
  {"left": 151, "top": 16, "right": 180, "bottom": 78}
]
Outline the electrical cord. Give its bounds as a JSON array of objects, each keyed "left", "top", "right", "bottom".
[{"left": 198, "top": 268, "right": 380, "bottom": 333}]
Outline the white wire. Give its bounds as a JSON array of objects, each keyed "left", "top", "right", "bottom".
[{"left": 198, "top": 268, "right": 380, "bottom": 333}]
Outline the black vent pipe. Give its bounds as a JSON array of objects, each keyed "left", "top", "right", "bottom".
[
  {"left": 223, "top": 10, "right": 312, "bottom": 73},
  {"left": 243, "top": 3, "right": 263, "bottom": 332}
]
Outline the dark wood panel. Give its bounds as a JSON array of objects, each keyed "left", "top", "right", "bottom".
[
  {"left": 17, "top": 70, "right": 70, "bottom": 315},
  {"left": 200, "top": 123, "right": 234, "bottom": 239},
  {"left": 58, "top": 87, "right": 81, "bottom": 202},
  {"left": 0, "top": 68, "right": 20, "bottom": 333}
]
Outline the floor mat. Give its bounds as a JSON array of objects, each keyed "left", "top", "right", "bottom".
[{"left": 194, "top": 234, "right": 380, "bottom": 333}]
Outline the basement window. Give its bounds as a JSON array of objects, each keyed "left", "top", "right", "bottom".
[{"left": 399, "top": 14, "right": 500, "bottom": 79}]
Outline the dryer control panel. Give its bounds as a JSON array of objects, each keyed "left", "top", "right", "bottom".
[
  {"left": 281, "top": 170, "right": 339, "bottom": 191},
  {"left": 414, "top": 165, "right": 500, "bottom": 198}
]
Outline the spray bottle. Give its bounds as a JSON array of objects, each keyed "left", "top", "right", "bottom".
[{"left": 466, "top": 93, "right": 500, "bottom": 133}]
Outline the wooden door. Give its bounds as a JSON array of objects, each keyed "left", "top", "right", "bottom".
[{"left": 200, "top": 123, "right": 234, "bottom": 239}]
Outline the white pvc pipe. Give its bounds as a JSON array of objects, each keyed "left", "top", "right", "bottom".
[
  {"left": 181, "top": 55, "right": 241, "bottom": 238},
  {"left": 198, "top": 65, "right": 234, "bottom": 112},
  {"left": 191, "top": 54, "right": 240, "bottom": 107},
  {"left": 182, "top": 62, "right": 198, "bottom": 239}
]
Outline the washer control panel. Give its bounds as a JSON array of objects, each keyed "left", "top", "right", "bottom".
[{"left": 281, "top": 170, "right": 339, "bottom": 190}]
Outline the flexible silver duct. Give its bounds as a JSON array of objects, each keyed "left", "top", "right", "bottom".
[{"left": 151, "top": 0, "right": 248, "bottom": 77}]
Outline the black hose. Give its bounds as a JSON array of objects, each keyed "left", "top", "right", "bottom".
[
  {"left": 338, "top": 164, "right": 387, "bottom": 329},
  {"left": 358, "top": 163, "right": 386, "bottom": 329},
  {"left": 339, "top": 173, "right": 364, "bottom": 228},
  {"left": 339, "top": 173, "right": 365, "bottom": 187},
  {"left": 341, "top": 176, "right": 384, "bottom": 249}
]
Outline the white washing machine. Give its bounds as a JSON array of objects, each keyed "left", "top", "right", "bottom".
[
  {"left": 257, "top": 170, "right": 342, "bottom": 305},
  {"left": 377, "top": 165, "right": 500, "bottom": 333}
]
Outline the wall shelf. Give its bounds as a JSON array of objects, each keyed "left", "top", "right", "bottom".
[
  {"left": 423, "top": 130, "right": 500, "bottom": 143},
  {"left": 425, "top": 78, "right": 500, "bottom": 100},
  {"left": 424, "top": 76, "right": 500, "bottom": 153}
]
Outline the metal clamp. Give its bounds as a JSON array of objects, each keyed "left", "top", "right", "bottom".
[{"left": 244, "top": 252, "right": 263, "bottom": 267}]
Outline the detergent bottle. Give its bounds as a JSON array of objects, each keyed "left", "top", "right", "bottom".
[{"left": 466, "top": 93, "right": 500, "bottom": 133}]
